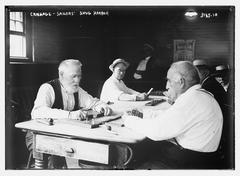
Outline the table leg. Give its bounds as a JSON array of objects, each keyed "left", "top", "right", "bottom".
[
  {"left": 33, "top": 132, "right": 46, "bottom": 169},
  {"left": 34, "top": 158, "right": 45, "bottom": 169}
]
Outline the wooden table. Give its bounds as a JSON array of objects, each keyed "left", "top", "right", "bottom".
[
  {"left": 15, "top": 96, "right": 171, "bottom": 169},
  {"left": 109, "top": 95, "right": 171, "bottom": 114}
]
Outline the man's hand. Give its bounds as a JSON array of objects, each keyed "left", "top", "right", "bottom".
[
  {"left": 69, "top": 110, "right": 88, "bottom": 120},
  {"left": 136, "top": 93, "right": 148, "bottom": 101},
  {"left": 122, "top": 109, "right": 143, "bottom": 126},
  {"left": 96, "top": 106, "right": 112, "bottom": 116},
  {"left": 162, "top": 91, "right": 168, "bottom": 97},
  {"left": 163, "top": 91, "right": 175, "bottom": 105}
]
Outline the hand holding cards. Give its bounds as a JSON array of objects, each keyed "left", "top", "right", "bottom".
[{"left": 126, "top": 109, "right": 143, "bottom": 118}]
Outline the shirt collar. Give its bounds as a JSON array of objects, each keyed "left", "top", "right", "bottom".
[
  {"left": 175, "top": 84, "right": 201, "bottom": 103},
  {"left": 145, "top": 56, "right": 151, "bottom": 61},
  {"left": 60, "top": 82, "right": 70, "bottom": 94}
]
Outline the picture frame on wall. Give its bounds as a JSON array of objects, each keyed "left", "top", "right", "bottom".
[{"left": 173, "top": 39, "right": 195, "bottom": 62}]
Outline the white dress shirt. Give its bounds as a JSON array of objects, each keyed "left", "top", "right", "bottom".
[
  {"left": 100, "top": 75, "right": 140, "bottom": 102},
  {"left": 134, "top": 56, "right": 151, "bottom": 79},
  {"left": 223, "top": 83, "right": 229, "bottom": 92},
  {"left": 124, "top": 84, "right": 223, "bottom": 152},
  {"left": 31, "top": 83, "right": 106, "bottom": 119}
]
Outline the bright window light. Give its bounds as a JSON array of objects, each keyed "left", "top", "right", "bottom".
[
  {"left": 10, "top": 34, "right": 26, "bottom": 57},
  {"left": 9, "top": 11, "right": 28, "bottom": 59},
  {"left": 10, "top": 12, "right": 24, "bottom": 32}
]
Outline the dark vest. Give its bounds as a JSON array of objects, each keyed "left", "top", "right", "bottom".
[{"left": 47, "top": 79, "right": 79, "bottom": 111}]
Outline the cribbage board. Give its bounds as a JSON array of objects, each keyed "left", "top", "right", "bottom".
[{"left": 57, "top": 113, "right": 122, "bottom": 129}]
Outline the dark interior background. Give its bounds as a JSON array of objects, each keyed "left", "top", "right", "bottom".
[{"left": 5, "top": 6, "right": 234, "bottom": 169}]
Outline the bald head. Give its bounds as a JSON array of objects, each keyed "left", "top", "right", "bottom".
[
  {"left": 169, "top": 61, "right": 200, "bottom": 87},
  {"left": 166, "top": 61, "right": 200, "bottom": 101}
]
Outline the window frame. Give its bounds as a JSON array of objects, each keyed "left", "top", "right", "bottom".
[{"left": 8, "top": 11, "right": 33, "bottom": 63}]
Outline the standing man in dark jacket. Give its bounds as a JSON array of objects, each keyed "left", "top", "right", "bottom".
[
  {"left": 133, "top": 43, "right": 159, "bottom": 82},
  {"left": 193, "top": 59, "right": 227, "bottom": 111},
  {"left": 193, "top": 59, "right": 230, "bottom": 162}
]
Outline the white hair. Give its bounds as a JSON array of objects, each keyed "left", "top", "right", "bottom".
[{"left": 58, "top": 59, "right": 82, "bottom": 74}]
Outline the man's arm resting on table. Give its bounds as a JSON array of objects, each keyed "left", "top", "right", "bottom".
[
  {"left": 32, "top": 106, "right": 91, "bottom": 120},
  {"left": 123, "top": 110, "right": 185, "bottom": 141},
  {"left": 118, "top": 93, "right": 137, "bottom": 101},
  {"left": 118, "top": 92, "right": 147, "bottom": 101},
  {"left": 31, "top": 106, "right": 70, "bottom": 119},
  {"left": 93, "top": 104, "right": 112, "bottom": 116}
]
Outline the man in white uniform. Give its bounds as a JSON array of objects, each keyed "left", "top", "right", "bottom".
[
  {"left": 124, "top": 61, "right": 223, "bottom": 169},
  {"left": 100, "top": 58, "right": 147, "bottom": 102}
]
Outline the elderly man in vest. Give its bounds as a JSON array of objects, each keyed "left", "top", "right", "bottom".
[
  {"left": 124, "top": 61, "right": 223, "bottom": 169},
  {"left": 26, "top": 59, "right": 112, "bottom": 168}
]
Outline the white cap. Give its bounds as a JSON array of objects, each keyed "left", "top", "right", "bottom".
[{"left": 109, "top": 58, "right": 130, "bottom": 72}]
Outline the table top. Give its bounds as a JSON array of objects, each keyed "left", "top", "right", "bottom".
[
  {"left": 109, "top": 95, "right": 171, "bottom": 114},
  {"left": 15, "top": 95, "right": 171, "bottom": 144},
  {"left": 15, "top": 118, "right": 146, "bottom": 144}
]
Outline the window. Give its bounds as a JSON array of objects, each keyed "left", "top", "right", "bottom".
[{"left": 9, "top": 11, "right": 32, "bottom": 61}]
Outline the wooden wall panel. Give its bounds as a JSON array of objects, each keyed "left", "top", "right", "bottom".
[
  {"left": 10, "top": 7, "right": 234, "bottom": 91},
  {"left": 25, "top": 8, "right": 233, "bottom": 92},
  {"left": 28, "top": 7, "right": 234, "bottom": 73},
  {"left": 32, "top": 17, "right": 66, "bottom": 63}
]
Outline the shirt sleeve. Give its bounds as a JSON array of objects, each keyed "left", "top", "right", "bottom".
[
  {"left": 78, "top": 88, "right": 108, "bottom": 112},
  {"left": 101, "top": 79, "right": 130, "bottom": 101},
  {"left": 121, "top": 81, "right": 140, "bottom": 95},
  {"left": 101, "top": 78, "right": 140, "bottom": 102},
  {"left": 31, "top": 83, "right": 69, "bottom": 119},
  {"left": 124, "top": 105, "right": 187, "bottom": 141},
  {"left": 136, "top": 59, "right": 147, "bottom": 71}
]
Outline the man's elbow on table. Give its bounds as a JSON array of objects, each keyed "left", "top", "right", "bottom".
[{"left": 31, "top": 110, "right": 40, "bottom": 119}]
